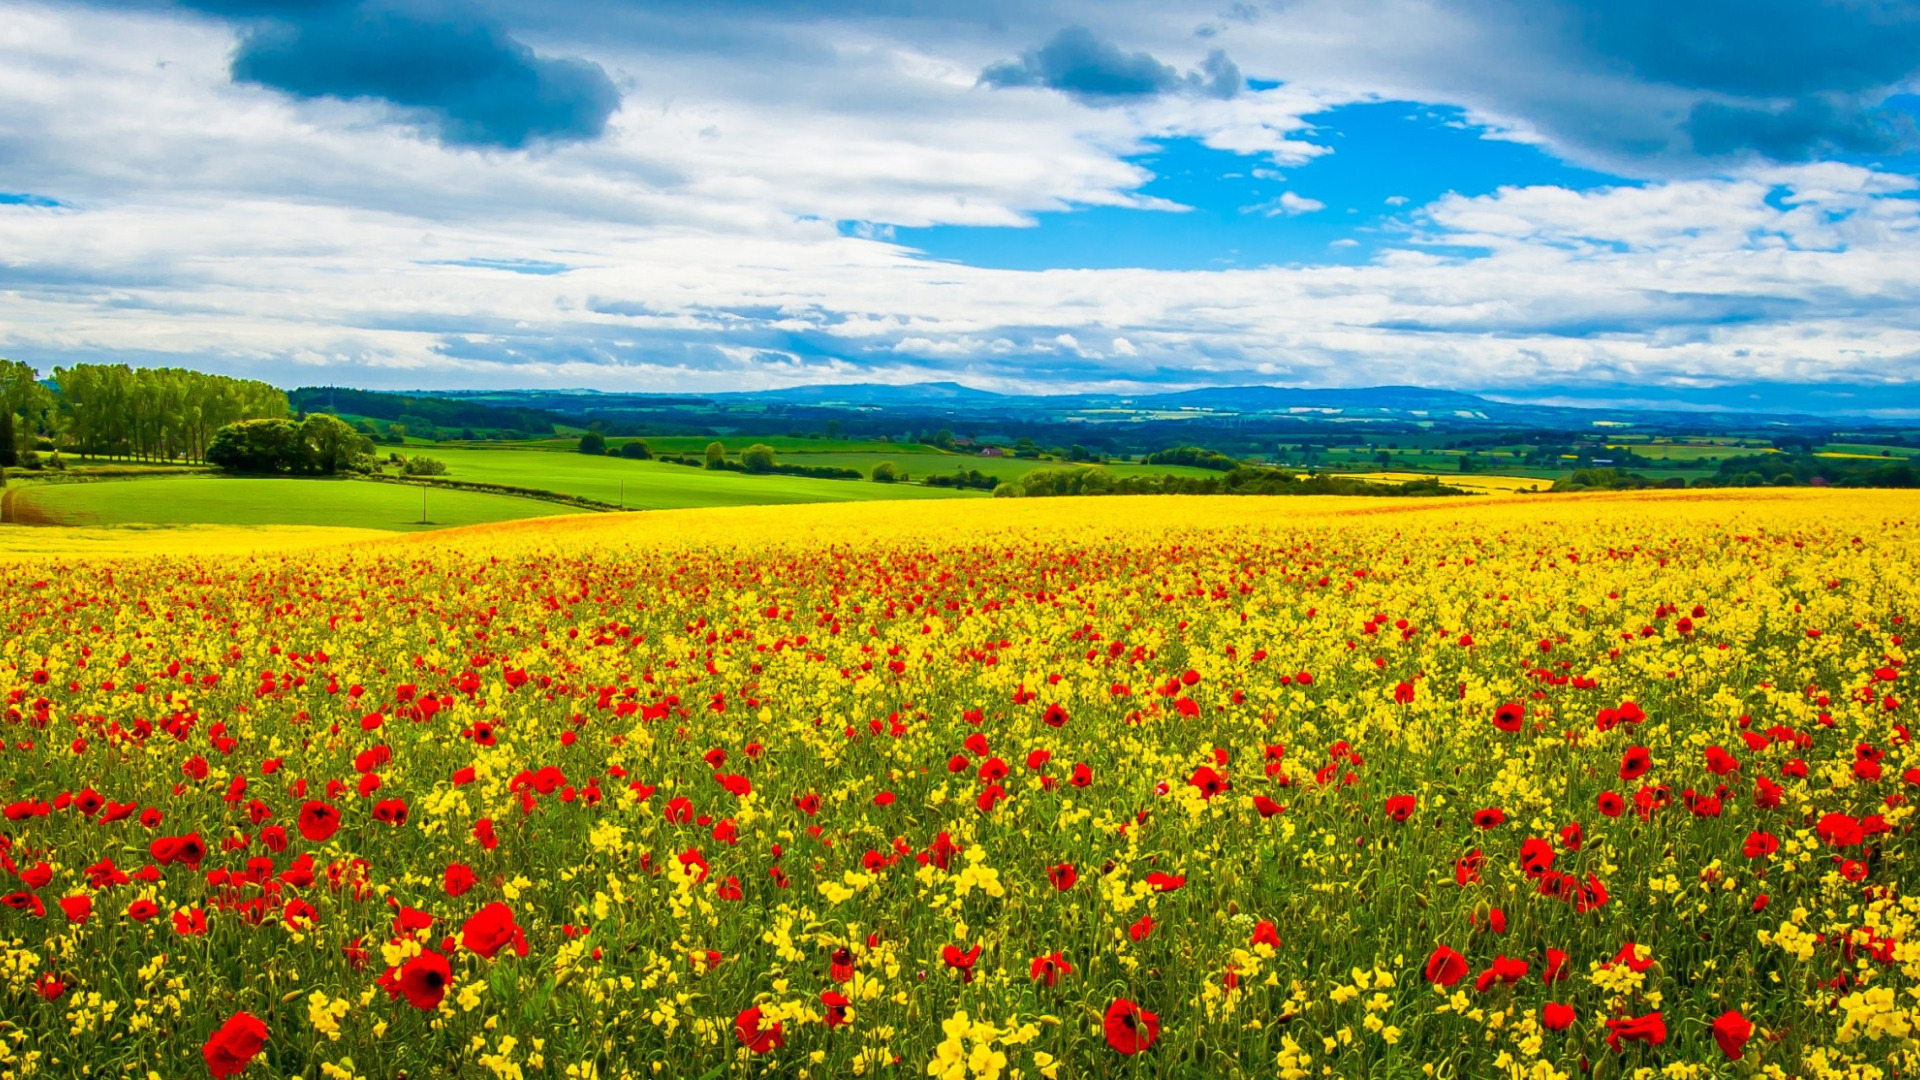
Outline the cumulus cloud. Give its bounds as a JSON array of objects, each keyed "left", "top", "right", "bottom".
[
  {"left": 159, "top": 0, "right": 622, "bottom": 148},
  {"left": 1245, "top": 191, "right": 1324, "bottom": 216},
  {"left": 4, "top": 0, "right": 1920, "bottom": 395},
  {"left": 979, "top": 25, "right": 1242, "bottom": 104}
]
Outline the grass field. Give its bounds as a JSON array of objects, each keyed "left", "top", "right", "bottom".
[
  {"left": 500, "top": 436, "right": 948, "bottom": 456},
  {"left": 416, "top": 447, "right": 978, "bottom": 508},
  {"left": 10, "top": 477, "right": 578, "bottom": 531}
]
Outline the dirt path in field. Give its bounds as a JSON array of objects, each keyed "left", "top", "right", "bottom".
[{"left": 0, "top": 487, "right": 58, "bottom": 527}]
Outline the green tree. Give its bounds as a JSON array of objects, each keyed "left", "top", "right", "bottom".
[
  {"left": 741, "top": 443, "right": 777, "bottom": 473},
  {"left": 300, "top": 413, "right": 368, "bottom": 474},
  {"left": 578, "top": 432, "right": 607, "bottom": 455},
  {"left": 206, "top": 419, "right": 302, "bottom": 474},
  {"left": 705, "top": 441, "right": 727, "bottom": 469},
  {"left": 619, "top": 439, "right": 652, "bottom": 460},
  {"left": 870, "top": 461, "right": 899, "bottom": 483}
]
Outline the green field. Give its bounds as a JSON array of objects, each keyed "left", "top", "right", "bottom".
[
  {"left": 409, "top": 447, "right": 978, "bottom": 508},
  {"left": 12, "top": 477, "right": 577, "bottom": 531},
  {"left": 501, "top": 436, "right": 945, "bottom": 456}
]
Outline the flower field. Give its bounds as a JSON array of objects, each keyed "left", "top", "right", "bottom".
[{"left": 2, "top": 490, "right": 1918, "bottom": 1080}]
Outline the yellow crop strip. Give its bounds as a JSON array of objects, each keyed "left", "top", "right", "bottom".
[{"left": 0, "top": 489, "right": 1916, "bottom": 1080}]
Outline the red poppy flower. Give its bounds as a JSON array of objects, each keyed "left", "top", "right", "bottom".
[
  {"left": 1253, "top": 794, "right": 1285, "bottom": 817},
  {"left": 1251, "top": 921, "right": 1281, "bottom": 949},
  {"left": 461, "top": 903, "right": 528, "bottom": 960},
  {"left": 297, "top": 801, "right": 340, "bottom": 843},
  {"left": 201, "top": 1011, "right": 268, "bottom": 1078},
  {"left": 1385, "top": 793, "right": 1416, "bottom": 821},
  {"left": 1472, "top": 807, "right": 1505, "bottom": 829},
  {"left": 1455, "top": 849, "right": 1483, "bottom": 886},
  {"left": 1473, "top": 954, "right": 1527, "bottom": 992},
  {"left": 1742, "top": 831, "right": 1779, "bottom": 859},
  {"left": 1128, "top": 914, "right": 1154, "bottom": 942},
  {"left": 942, "top": 943, "right": 982, "bottom": 982},
  {"left": 1817, "top": 812, "right": 1864, "bottom": 847},
  {"left": 1705, "top": 1008, "right": 1754, "bottom": 1059},
  {"left": 1048, "top": 863, "right": 1077, "bottom": 891},
  {"left": 821, "top": 990, "right": 851, "bottom": 1028},
  {"left": 59, "top": 895, "right": 91, "bottom": 924},
  {"left": 736, "top": 1006, "right": 784, "bottom": 1052},
  {"left": 1604, "top": 1012, "right": 1665, "bottom": 1052},
  {"left": 1029, "top": 951, "right": 1073, "bottom": 987},
  {"left": 1597, "top": 790, "right": 1625, "bottom": 818},
  {"left": 1493, "top": 702, "right": 1525, "bottom": 732},
  {"left": 1188, "top": 766, "right": 1229, "bottom": 799},
  {"left": 1144, "top": 872, "right": 1185, "bottom": 892},
  {"left": 1542, "top": 1003, "right": 1575, "bottom": 1031},
  {"left": 127, "top": 898, "right": 160, "bottom": 922},
  {"left": 1424, "top": 945, "right": 1468, "bottom": 987},
  {"left": 397, "top": 950, "right": 452, "bottom": 1010},
  {"left": 1042, "top": 703, "right": 1069, "bottom": 727},
  {"left": 1619, "top": 747, "right": 1651, "bottom": 782},
  {"left": 1103, "top": 999, "right": 1159, "bottom": 1055},
  {"left": 372, "top": 799, "right": 409, "bottom": 826},
  {"left": 444, "top": 863, "right": 476, "bottom": 897}
]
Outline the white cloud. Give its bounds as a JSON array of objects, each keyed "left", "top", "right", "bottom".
[
  {"left": 0, "top": 1, "right": 1915, "bottom": 397},
  {"left": 1246, "top": 191, "right": 1326, "bottom": 216}
]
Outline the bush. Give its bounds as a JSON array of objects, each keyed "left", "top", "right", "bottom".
[
  {"left": 925, "top": 468, "right": 1000, "bottom": 491},
  {"left": 619, "top": 439, "right": 652, "bottom": 460},
  {"left": 45, "top": 452, "right": 65, "bottom": 472},
  {"left": 17, "top": 450, "right": 39, "bottom": 471},
  {"left": 871, "top": 461, "right": 900, "bottom": 483},
  {"left": 207, "top": 419, "right": 303, "bottom": 474},
  {"left": 401, "top": 455, "right": 448, "bottom": 477},
  {"left": 207, "top": 416, "right": 372, "bottom": 475},
  {"left": 578, "top": 432, "right": 607, "bottom": 455},
  {"left": 1142, "top": 446, "right": 1241, "bottom": 471},
  {"left": 741, "top": 443, "right": 777, "bottom": 473},
  {"left": 705, "top": 442, "right": 727, "bottom": 469}
]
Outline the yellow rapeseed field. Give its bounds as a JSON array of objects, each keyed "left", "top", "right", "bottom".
[{"left": 0, "top": 490, "right": 1916, "bottom": 1080}]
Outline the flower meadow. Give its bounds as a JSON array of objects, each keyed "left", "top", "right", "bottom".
[{"left": 2, "top": 491, "right": 1919, "bottom": 1080}]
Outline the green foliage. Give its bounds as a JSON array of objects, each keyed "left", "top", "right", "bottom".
[
  {"left": 302, "top": 414, "right": 371, "bottom": 475},
  {"left": 741, "top": 443, "right": 777, "bottom": 474},
  {"left": 400, "top": 455, "right": 448, "bottom": 477},
  {"left": 618, "top": 439, "right": 652, "bottom": 460},
  {"left": 870, "top": 461, "right": 900, "bottom": 483},
  {"left": 704, "top": 441, "right": 726, "bottom": 469},
  {"left": 1004, "top": 464, "right": 1466, "bottom": 499},
  {"left": 51, "top": 362, "right": 286, "bottom": 462},
  {"left": 207, "top": 416, "right": 374, "bottom": 476},
  {"left": 0, "top": 409, "right": 14, "bottom": 469},
  {"left": 578, "top": 432, "right": 608, "bottom": 455},
  {"left": 924, "top": 467, "right": 1000, "bottom": 491},
  {"left": 206, "top": 419, "right": 303, "bottom": 474}
]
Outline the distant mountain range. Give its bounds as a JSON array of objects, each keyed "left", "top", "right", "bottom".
[{"left": 355, "top": 380, "right": 1920, "bottom": 429}]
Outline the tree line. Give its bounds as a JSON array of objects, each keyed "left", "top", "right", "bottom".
[{"left": 1, "top": 360, "right": 290, "bottom": 466}]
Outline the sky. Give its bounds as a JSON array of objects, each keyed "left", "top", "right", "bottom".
[{"left": 0, "top": 0, "right": 1917, "bottom": 398}]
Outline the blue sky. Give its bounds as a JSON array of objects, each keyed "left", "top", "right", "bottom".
[
  {"left": 0, "top": 0, "right": 1917, "bottom": 397},
  {"left": 897, "top": 104, "right": 1634, "bottom": 271}
]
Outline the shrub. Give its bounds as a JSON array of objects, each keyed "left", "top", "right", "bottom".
[
  {"left": 619, "top": 439, "right": 652, "bottom": 460},
  {"left": 578, "top": 432, "right": 607, "bottom": 455},
  {"left": 401, "top": 456, "right": 448, "bottom": 477},
  {"left": 741, "top": 443, "right": 777, "bottom": 473}
]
